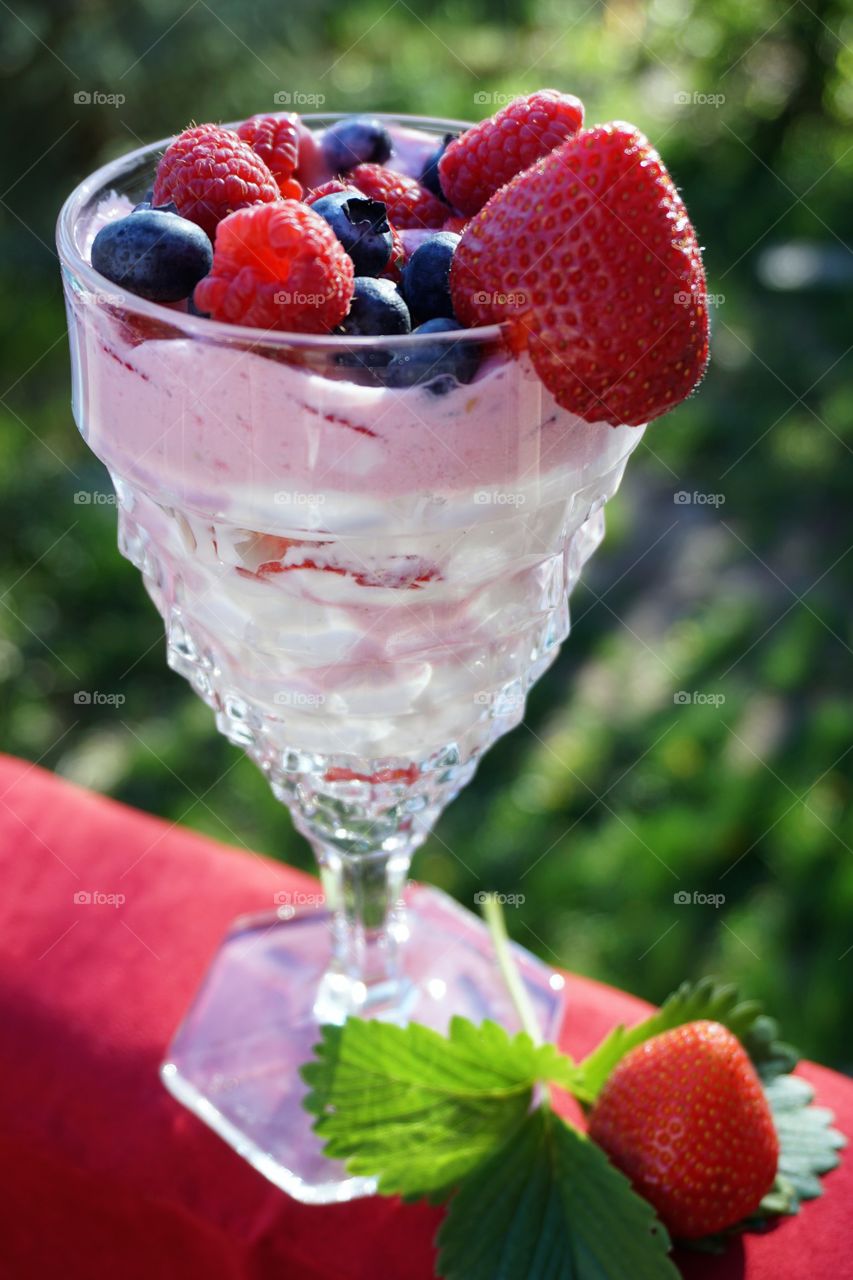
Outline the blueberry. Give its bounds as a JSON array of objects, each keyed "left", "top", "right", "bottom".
[
  {"left": 385, "top": 317, "right": 479, "bottom": 393},
  {"left": 91, "top": 209, "right": 213, "bottom": 303},
  {"left": 420, "top": 132, "right": 457, "bottom": 202},
  {"left": 339, "top": 277, "right": 411, "bottom": 337},
  {"left": 322, "top": 116, "right": 393, "bottom": 173},
  {"left": 311, "top": 192, "right": 393, "bottom": 277},
  {"left": 401, "top": 232, "right": 460, "bottom": 327}
]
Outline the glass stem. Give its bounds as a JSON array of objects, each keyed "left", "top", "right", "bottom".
[{"left": 313, "top": 842, "right": 414, "bottom": 1024}]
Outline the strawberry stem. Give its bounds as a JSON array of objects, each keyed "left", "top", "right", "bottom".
[{"left": 481, "top": 894, "right": 545, "bottom": 1048}]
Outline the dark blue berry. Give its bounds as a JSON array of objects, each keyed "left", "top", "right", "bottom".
[
  {"left": 401, "top": 232, "right": 460, "bottom": 327},
  {"left": 339, "top": 277, "right": 412, "bottom": 337},
  {"left": 420, "top": 132, "right": 457, "bottom": 202},
  {"left": 322, "top": 116, "right": 393, "bottom": 173},
  {"left": 311, "top": 192, "right": 393, "bottom": 277},
  {"left": 91, "top": 209, "right": 213, "bottom": 303},
  {"left": 385, "top": 317, "right": 479, "bottom": 393}
]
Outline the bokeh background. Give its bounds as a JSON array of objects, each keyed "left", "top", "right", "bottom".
[{"left": 1, "top": 0, "right": 851, "bottom": 1068}]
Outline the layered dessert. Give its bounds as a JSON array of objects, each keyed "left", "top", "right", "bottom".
[{"left": 61, "top": 96, "right": 708, "bottom": 851}]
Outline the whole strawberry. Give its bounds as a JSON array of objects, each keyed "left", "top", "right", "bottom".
[
  {"left": 450, "top": 122, "right": 709, "bottom": 427},
  {"left": 193, "top": 201, "right": 354, "bottom": 333},
  {"left": 439, "top": 89, "right": 584, "bottom": 215},
  {"left": 588, "top": 1020, "right": 778, "bottom": 1239},
  {"left": 153, "top": 124, "right": 280, "bottom": 238}
]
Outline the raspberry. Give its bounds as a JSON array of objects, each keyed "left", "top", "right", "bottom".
[
  {"left": 293, "top": 118, "right": 328, "bottom": 189},
  {"left": 442, "top": 213, "right": 469, "bottom": 235},
  {"left": 439, "top": 90, "right": 584, "bottom": 216},
  {"left": 236, "top": 113, "right": 300, "bottom": 196},
  {"left": 381, "top": 222, "right": 406, "bottom": 282},
  {"left": 305, "top": 179, "right": 358, "bottom": 205},
  {"left": 193, "top": 201, "right": 354, "bottom": 333},
  {"left": 152, "top": 124, "right": 280, "bottom": 238},
  {"left": 450, "top": 123, "right": 709, "bottom": 426},
  {"left": 348, "top": 164, "right": 447, "bottom": 230},
  {"left": 278, "top": 177, "right": 303, "bottom": 201}
]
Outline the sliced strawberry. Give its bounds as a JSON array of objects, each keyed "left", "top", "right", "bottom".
[
  {"left": 325, "top": 765, "right": 419, "bottom": 786},
  {"left": 450, "top": 122, "right": 709, "bottom": 426}
]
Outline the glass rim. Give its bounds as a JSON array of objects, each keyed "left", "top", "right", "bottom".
[{"left": 55, "top": 112, "right": 506, "bottom": 352}]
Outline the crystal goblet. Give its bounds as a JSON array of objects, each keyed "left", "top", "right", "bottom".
[{"left": 57, "top": 115, "right": 644, "bottom": 1202}]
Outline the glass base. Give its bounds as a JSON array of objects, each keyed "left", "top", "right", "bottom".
[{"left": 161, "top": 884, "right": 566, "bottom": 1204}]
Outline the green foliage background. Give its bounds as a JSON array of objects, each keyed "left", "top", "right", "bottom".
[{"left": 1, "top": 0, "right": 851, "bottom": 1067}]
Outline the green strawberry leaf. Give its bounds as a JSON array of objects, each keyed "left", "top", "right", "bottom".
[
  {"left": 300, "top": 1015, "right": 578, "bottom": 1199},
  {"left": 763, "top": 1072, "right": 846, "bottom": 1205},
  {"left": 436, "top": 1107, "right": 679, "bottom": 1280},
  {"left": 572, "top": 977, "right": 799, "bottom": 1104}
]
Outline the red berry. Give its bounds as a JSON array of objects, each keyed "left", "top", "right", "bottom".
[
  {"left": 442, "top": 213, "right": 469, "bottom": 235},
  {"left": 193, "top": 201, "right": 354, "bottom": 333},
  {"left": 439, "top": 89, "right": 584, "bottom": 216},
  {"left": 305, "top": 179, "right": 358, "bottom": 205},
  {"left": 293, "top": 118, "right": 328, "bottom": 189},
  {"left": 152, "top": 124, "right": 280, "bottom": 239},
  {"left": 381, "top": 222, "right": 407, "bottom": 282},
  {"left": 236, "top": 113, "right": 300, "bottom": 196},
  {"left": 325, "top": 765, "right": 419, "bottom": 786},
  {"left": 450, "top": 122, "right": 709, "bottom": 426},
  {"left": 588, "top": 1021, "right": 779, "bottom": 1240},
  {"left": 348, "top": 164, "right": 447, "bottom": 230}
]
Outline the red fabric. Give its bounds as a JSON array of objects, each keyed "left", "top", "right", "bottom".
[{"left": 0, "top": 752, "right": 849, "bottom": 1280}]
